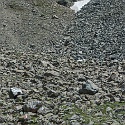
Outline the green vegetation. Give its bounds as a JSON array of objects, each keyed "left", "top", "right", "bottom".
[{"left": 61, "top": 102, "right": 125, "bottom": 124}]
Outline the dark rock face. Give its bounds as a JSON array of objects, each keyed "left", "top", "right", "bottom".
[
  {"left": 57, "top": 0, "right": 68, "bottom": 6},
  {"left": 62, "top": 0, "right": 125, "bottom": 61},
  {"left": 57, "top": 0, "right": 76, "bottom": 6}
]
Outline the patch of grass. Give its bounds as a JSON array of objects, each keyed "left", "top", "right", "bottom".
[
  {"left": 30, "top": 115, "right": 38, "bottom": 124},
  {"left": 60, "top": 102, "right": 125, "bottom": 124},
  {"left": 61, "top": 104, "right": 90, "bottom": 124},
  {"left": 97, "top": 102, "right": 125, "bottom": 114}
]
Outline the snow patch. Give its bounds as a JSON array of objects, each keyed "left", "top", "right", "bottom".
[{"left": 70, "top": 0, "right": 91, "bottom": 13}]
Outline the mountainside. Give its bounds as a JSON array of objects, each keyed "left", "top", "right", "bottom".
[{"left": 0, "top": 0, "right": 125, "bottom": 125}]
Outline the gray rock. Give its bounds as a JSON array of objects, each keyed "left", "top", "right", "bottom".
[
  {"left": 18, "top": 114, "right": 30, "bottom": 123},
  {"left": 70, "top": 121, "right": 81, "bottom": 125},
  {"left": 79, "top": 80, "right": 98, "bottom": 95},
  {"left": 9, "top": 87, "right": 23, "bottom": 99},
  {"left": 87, "top": 80, "right": 99, "bottom": 91},
  {"left": 22, "top": 100, "right": 42, "bottom": 113},
  {"left": 70, "top": 114, "right": 81, "bottom": 125},
  {"left": 77, "top": 74, "right": 86, "bottom": 82},
  {"left": 37, "top": 106, "right": 50, "bottom": 115},
  {"left": 70, "top": 114, "right": 80, "bottom": 120},
  {"left": 52, "top": 15, "right": 59, "bottom": 19},
  {"left": 44, "top": 70, "right": 60, "bottom": 77},
  {"left": 111, "top": 121, "right": 120, "bottom": 125},
  {"left": 106, "top": 107, "right": 113, "bottom": 113},
  {"left": 47, "top": 89, "right": 59, "bottom": 98},
  {"left": 95, "top": 111, "right": 103, "bottom": 117},
  {"left": 0, "top": 116, "right": 5, "bottom": 123}
]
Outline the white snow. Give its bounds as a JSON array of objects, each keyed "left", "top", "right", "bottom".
[{"left": 70, "top": 0, "right": 91, "bottom": 13}]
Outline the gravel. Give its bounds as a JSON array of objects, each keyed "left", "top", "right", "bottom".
[
  {"left": 62, "top": 0, "right": 125, "bottom": 61},
  {"left": 0, "top": 0, "right": 125, "bottom": 124}
]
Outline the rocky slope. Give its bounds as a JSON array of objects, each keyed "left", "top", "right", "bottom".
[
  {"left": 0, "top": 0, "right": 125, "bottom": 125},
  {"left": 62, "top": 0, "right": 125, "bottom": 61},
  {"left": 1, "top": 49, "right": 125, "bottom": 125},
  {"left": 0, "top": 0, "right": 74, "bottom": 54}
]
